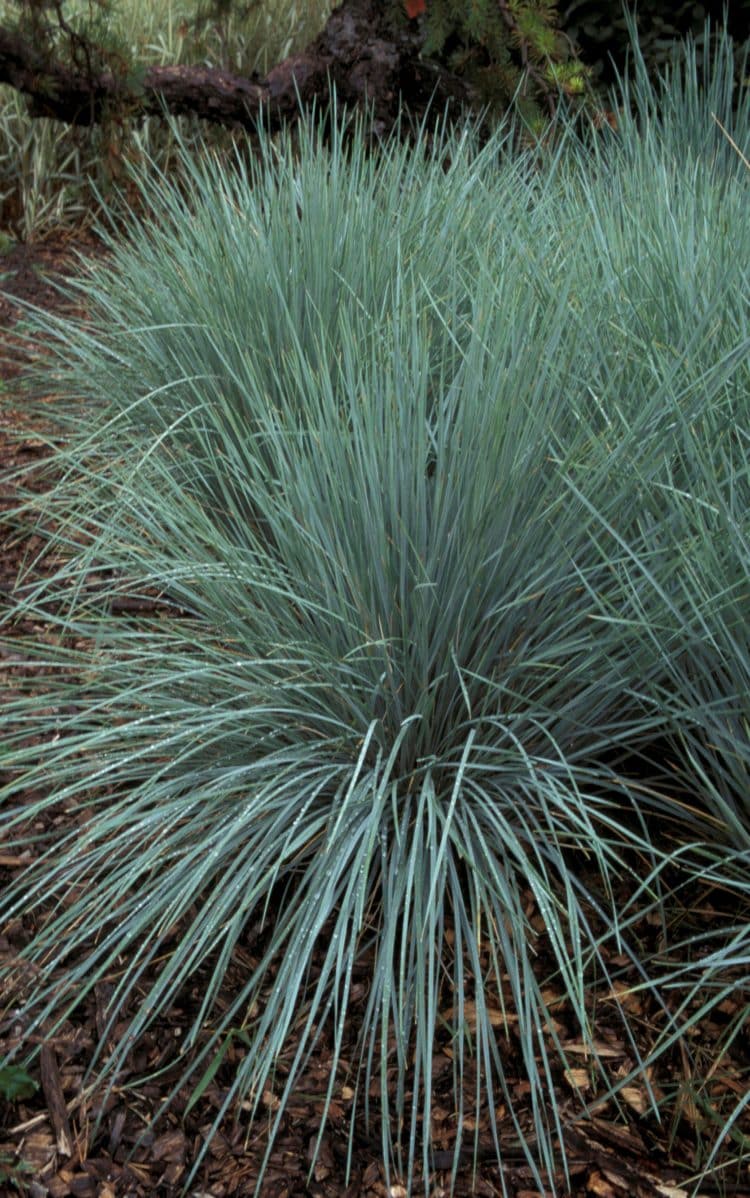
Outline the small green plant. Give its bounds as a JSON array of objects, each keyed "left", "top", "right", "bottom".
[
  {"left": 0, "top": 1065, "right": 37, "bottom": 1102},
  {"left": 0, "top": 1065, "right": 37, "bottom": 1194},
  {"left": 0, "top": 1153, "right": 34, "bottom": 1194}
]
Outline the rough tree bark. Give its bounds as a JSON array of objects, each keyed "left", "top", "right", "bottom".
[{"left": 0, "top": 0, "right": 477, "bottom": 135}]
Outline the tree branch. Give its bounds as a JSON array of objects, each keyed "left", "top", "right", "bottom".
[{"left": 0, "top": 0, "right": 477, "bottom": 134}]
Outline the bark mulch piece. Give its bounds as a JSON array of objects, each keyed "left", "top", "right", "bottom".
[
  {"left": 2, "top": 236, "right": 749, "bottom": 1198},
  {"left": 4, "top": 871, "right": 747, "bottom": 1198}
]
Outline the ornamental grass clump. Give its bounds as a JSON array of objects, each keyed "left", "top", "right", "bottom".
[
  {"left": 552, "top": 19, "right": 750, "bottom": 854},
  {"left": 1, "top": 33, "right": 749, "bottom": 1193}
]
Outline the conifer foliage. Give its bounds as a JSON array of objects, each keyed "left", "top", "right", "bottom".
[{"left": 397, "top": 0, "right": 587, "bottom": 129}]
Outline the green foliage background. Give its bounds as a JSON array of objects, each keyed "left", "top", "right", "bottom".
[
  {"left": 389, "top": 0, "right": 588, "bottom": 130},
  {"left": 390, "top": 0, "right": 750, "bottom": 124}
]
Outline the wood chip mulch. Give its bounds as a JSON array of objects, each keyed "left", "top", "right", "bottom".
[{"left": 1, "top": 235, "right": 749, "bottom": 1198}]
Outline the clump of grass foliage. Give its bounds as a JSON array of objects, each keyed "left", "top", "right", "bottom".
[{"left": 1, "top": 23, "right": 749, "bottom": 1195}]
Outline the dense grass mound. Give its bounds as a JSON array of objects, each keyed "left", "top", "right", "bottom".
[{"left": 1, "top": 31, "right": 749, "bottom": 1194}]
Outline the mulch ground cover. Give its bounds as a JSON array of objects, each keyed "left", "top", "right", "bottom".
[{"left": 1, "top": 235, "right": 749, "bottom": 1198}]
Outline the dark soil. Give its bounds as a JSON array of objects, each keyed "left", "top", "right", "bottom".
[
  {"left": 1, "top": 232, "right": 103, "bottom": 603},
  {"left": 1, "top": 237, "right": 749, "bottom": 1198}
]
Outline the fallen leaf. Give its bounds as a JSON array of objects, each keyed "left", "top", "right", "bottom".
[
  {"left": 606, "top": 980, "right": 643, "bottom": 1016},
  {"left": 444, "top": 1001, "right": 516, "bottom": 1029},
  {"left": 564, "top": 1067, "right": 592, "bottom": 1091},
  {"left": 588, "top": 1172, "right": 617, "bottom": 1196},
  {"left": 562, "top": 1040, "right": 623, "bottom": 1058},
  {"left": 621, "top": 1085, "right": 648, "bottom": 1114}
]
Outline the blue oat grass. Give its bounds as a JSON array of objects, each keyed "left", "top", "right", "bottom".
[{"left": 1, "top": 29, "right": 748, "bottom": 1193}]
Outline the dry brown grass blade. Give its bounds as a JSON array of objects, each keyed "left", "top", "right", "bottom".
[{"left": 711, "top": 111, "right": 750, "bottom": 170}]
